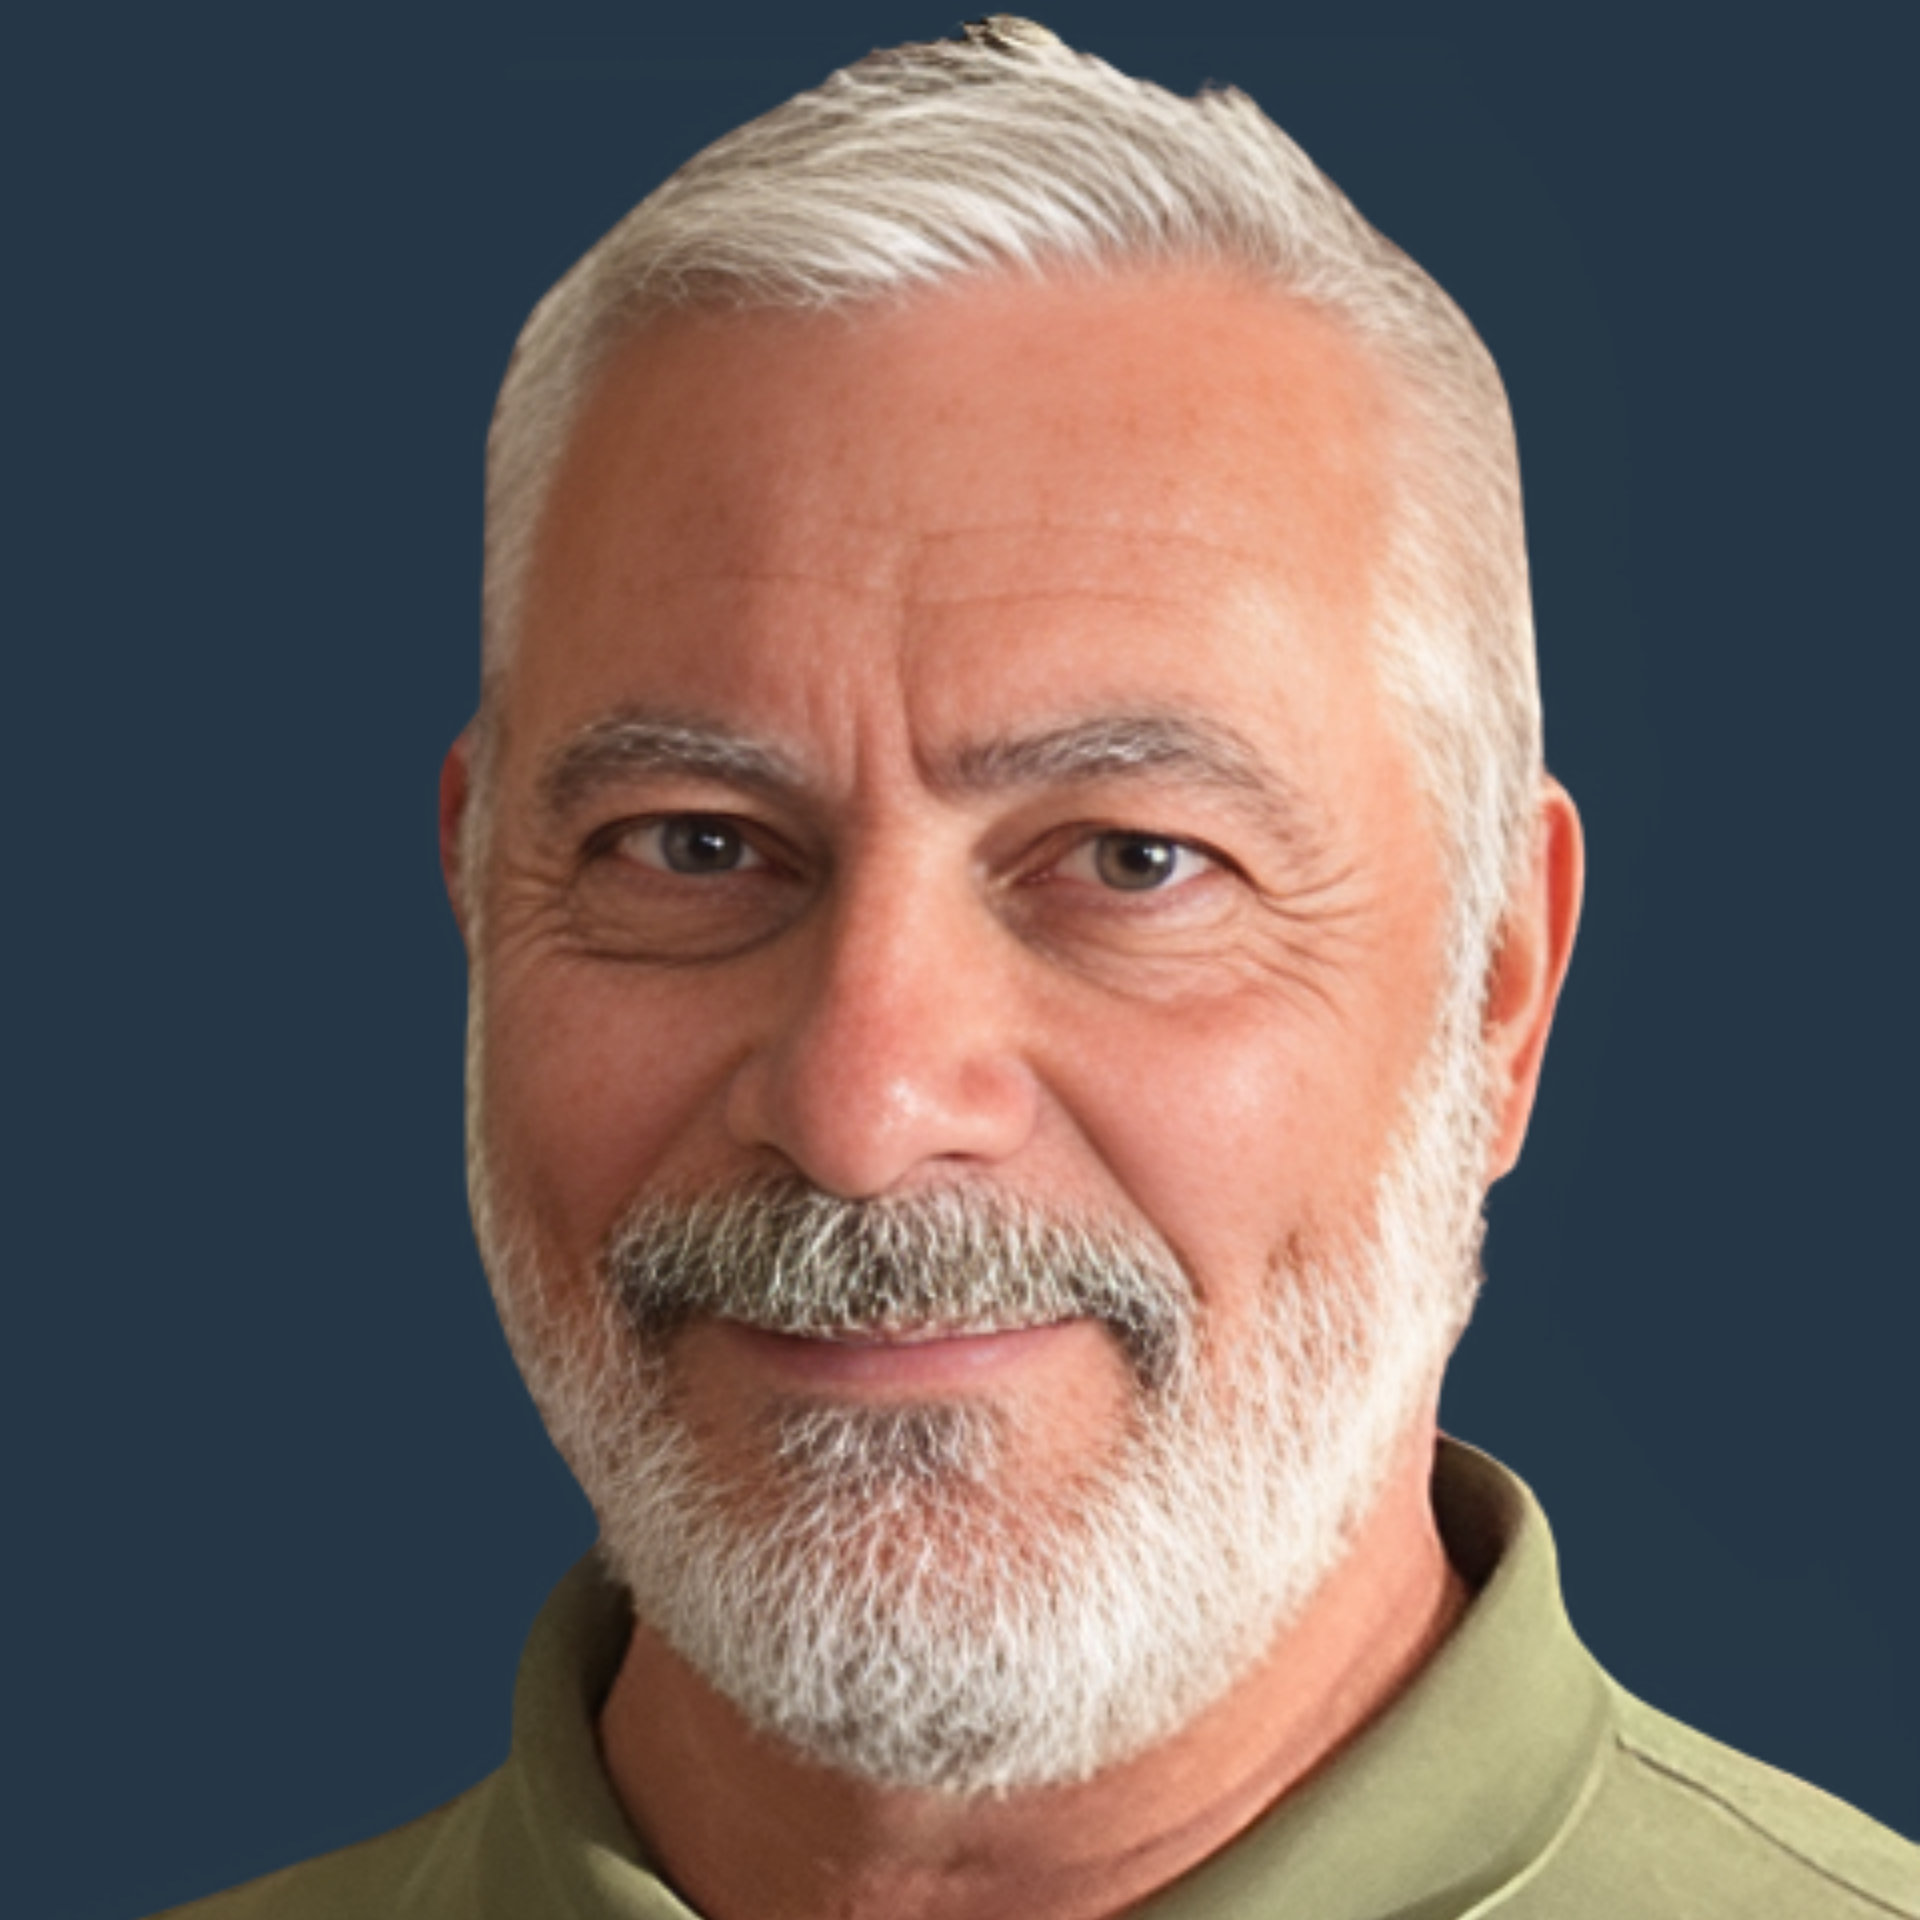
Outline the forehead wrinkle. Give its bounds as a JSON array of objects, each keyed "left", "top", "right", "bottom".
[
  {"left": 537, "top": 709, "right": 806, "bottom": 822},
  {"left": 901, "top": 520, "right": 1275, "bottom": 608},
  {"left": 904, "top": 586, "right": 1195, "bottom": 615}
]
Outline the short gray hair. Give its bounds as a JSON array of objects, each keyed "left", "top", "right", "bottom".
[{"left": 480, "top": 19, "right": 1542, "bottom": 980}]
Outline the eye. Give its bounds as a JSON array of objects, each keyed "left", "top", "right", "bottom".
[
  {"left": 1058, "top": 831, "right": 1215, "bottom": 893},
  {"left": 616, "top": 815, "right": 766, "bottom": 876}
]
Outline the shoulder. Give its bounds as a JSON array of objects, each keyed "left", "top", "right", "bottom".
[
  {"left": 1526, "top": 1684, "right": 1920, "bottom": 1917},
  {"left": 145, "top": 1775, "right": 499, "bottom": 1920}
]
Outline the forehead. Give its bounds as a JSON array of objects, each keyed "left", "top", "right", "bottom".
[{"left": 507, "top": 269, "right": 1405, "bottom": 785}]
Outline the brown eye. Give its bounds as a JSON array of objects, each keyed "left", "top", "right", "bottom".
[
  {"left": 1051, "top": 831, "right": 1215, "bottom": 895},
  {"left": 1067, "top": 829, "right": 1213, "bottom": 894},
  {"left": 1093, "top": 833, "right": 1180, "bottom": 890},
  {"left": 621, "top": 816, "right": 764, "bottom": 875}
]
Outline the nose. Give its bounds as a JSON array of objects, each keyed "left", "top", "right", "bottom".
[{"left": 724, "top": 859, "right": 1040, "bottom": 1199}]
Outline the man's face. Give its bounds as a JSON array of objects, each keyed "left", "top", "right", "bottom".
[{"left": 458, "top": 270, "right": 1480, "bottom": 1785}]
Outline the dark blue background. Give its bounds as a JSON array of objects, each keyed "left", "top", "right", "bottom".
[{"left": 11, "top": 5, "right": 1916, "bottom": 1914}]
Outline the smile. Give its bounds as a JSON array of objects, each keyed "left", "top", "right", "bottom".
[{"left": 712, "top": 1318, "right": 1098, "bottom": 1393}]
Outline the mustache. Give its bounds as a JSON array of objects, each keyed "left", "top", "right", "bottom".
[{"left": 602, "top": 1177, "right": 1195, "bottom": 1389}]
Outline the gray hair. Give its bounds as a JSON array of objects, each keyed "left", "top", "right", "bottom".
[{"left": 480, "top": 19, "right": 1542, "bottom": 980}]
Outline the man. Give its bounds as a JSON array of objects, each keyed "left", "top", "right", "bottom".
[{"left": 164, "top": 19, "right": 1919, "bottom": 1918}]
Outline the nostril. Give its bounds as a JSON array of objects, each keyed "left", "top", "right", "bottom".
[{"left": 724, "top": 991, "right": 1039, "bottom": 1199}]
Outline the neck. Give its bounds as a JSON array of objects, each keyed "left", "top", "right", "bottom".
[{"left": 597, "top": 1422, "right": 1467, "bottom": 1920}]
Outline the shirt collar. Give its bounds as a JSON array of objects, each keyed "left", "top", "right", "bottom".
[
  {"left": 1135, "top": 1440, "right": 1613, "bottom": 1919},
  {"left": 485, "top": 1440, "right": 1613, "bottom": 1920}
]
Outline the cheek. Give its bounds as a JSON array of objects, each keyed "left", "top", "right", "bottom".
[
  {"left": 477, "top": 961, "right": 739, "bottom": 1263},
  {"left": 1047, "top": 995, "right": 1405, "bottom": 1285}
]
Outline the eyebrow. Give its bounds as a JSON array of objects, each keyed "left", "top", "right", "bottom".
[
  {"left": 930, "top": 711, "right": 1326, "bottom": 853},
  {"left": 537, "top": 706, "right": 1323, "bottom": 853},
  {"left": 935, "top": 712, "right": 1269, "bottom": 796},
  {"left": 539, "top": 712, "right": 804, "bottom": 821}
]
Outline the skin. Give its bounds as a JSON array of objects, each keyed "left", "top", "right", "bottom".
[{"left": 441, "top": 269, "right": 1583, "bottom": 1920}]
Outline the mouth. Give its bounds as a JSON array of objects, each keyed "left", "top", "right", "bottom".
[
  {"left": 601, "top": 1176, "right": 1194, "bottom": 1391},
  {"left": 762, "top": 1313, "right": 1070, "bottom": 1345},
  {"left": 711, "top": 1317, "right": 1098, "bottom": 1394}
]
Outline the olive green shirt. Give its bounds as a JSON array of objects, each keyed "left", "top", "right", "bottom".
[{"left": 157, "top": 1444, "right": 1920, "bottom": 1917}]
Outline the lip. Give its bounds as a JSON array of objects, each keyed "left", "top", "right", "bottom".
[{"left": 712, "top": 1318, "right": 1088, "bottom": 1392}]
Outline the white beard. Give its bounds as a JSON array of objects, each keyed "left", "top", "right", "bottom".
[{"left": 468, "top": 999, "right": 1491, "bottom": 1794}]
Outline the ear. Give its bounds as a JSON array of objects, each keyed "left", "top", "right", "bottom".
[
  {"left": 1481, "top": 776, "right": 1583, "bottom": 1181},
  {"left": 439, "top": 724, "right": 477, "bottom": 946}
]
